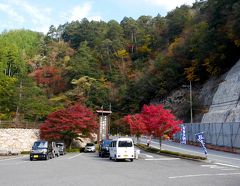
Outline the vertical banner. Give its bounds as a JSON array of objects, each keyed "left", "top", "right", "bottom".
[
  {"left": 99, "top": 115, "right": 108, "bottom": 141},
  {"left": 195, "top": 132, "right": 207, "bottom": 157},
  {"left": 180, "top": 125, "right": 186, "bottom": 144}
]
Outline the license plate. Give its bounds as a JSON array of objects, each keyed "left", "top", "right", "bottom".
[
  {"left": 33, "top": 155, "right": 38, "bottom": 158},
  {"left": 124, "top": 155, "right": 128, "bottom": 157}
]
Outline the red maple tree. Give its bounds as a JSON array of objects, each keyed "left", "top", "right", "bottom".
[
  {"left": 33, "top": 66, "right": 65, "bottom": 97},
  {"left": 141, "top": 104, "right": 182, "bottom": 149},
  {"left": 124, "top": 104, "right": 182, "bottom": 149},
  {"left": 123, "top": 114, "right": 147, "bottom": 141},
  {"left": 40, "top": 104, "right": 98, "bottom": 148}
]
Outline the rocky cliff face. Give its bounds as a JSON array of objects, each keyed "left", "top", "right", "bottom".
[{"left": 201, "top": 59, "right": 240, "bottom": 123}]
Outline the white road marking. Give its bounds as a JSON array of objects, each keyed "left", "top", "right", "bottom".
[
  {"left": 202, "top": 164, "right": 232, "bottom": 170},
  {"left": 169, "top": 172, "right": 240, "bottom": 179},
  {"left": 140, "top": 153, "right": 153, "bottom": 158},
  {"left": 68, "top": 153, "right": 82, "bottom": 160},
  {"left": 145, "top": 158, "right": 180, "bottom": 161},
  {"left": 201, "top": 164, "right": 224, "bottom": 169},
  {"left": 146, "top": 155, "right": 153, "bottom": 158},
  {"left": 214, "top": 162, "right": 240, "bottom": 169},
  {"left": 221, "top": 168, "right": 236, "bottom": 171}
]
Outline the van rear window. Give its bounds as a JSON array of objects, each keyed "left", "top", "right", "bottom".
[{"left": 118, "top": 141, "right": 133, "bottom": 147}]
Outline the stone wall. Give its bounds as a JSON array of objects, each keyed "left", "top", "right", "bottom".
[
  {"left": 0, "top": 129, "right": 39, "bottom": 154},
  {"left": 0, "top": 129, "right": 97, "bottom": 154}
]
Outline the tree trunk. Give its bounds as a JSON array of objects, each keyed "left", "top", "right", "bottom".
[
  {"left": 159, "top": 137, "right": 162, "bottom": 150},
  {"left": 69, "top": 138, "right": 73, "bottom": 149},
  {"left": 15, "top": 80, "right": 23, "bottom": 126},
  {"left": 136, "top": 135, "right": 140, "bottom": 144},
  {"left": 131, "top": 32, "right": 134, "bottom": 54}
]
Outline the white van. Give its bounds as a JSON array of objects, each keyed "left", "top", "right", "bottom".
[{"left": 109, "top": 137, "right": 134, "bottom": 162}]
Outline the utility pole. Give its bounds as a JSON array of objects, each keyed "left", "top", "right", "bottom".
[{"left": 190, "top": 81, "right": 193, "bottom": 123}]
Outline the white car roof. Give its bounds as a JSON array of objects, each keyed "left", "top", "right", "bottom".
[{"left": 112, "top": 137, "right": 133, "bottom": 141}]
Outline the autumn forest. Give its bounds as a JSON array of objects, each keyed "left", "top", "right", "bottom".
[{"left": 0, "top": 0, "right": 240, "bottom": 134}]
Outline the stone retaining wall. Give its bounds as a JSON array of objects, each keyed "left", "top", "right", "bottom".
[{"left": 0, "top": 129, "right": 39, "bottom": 154}]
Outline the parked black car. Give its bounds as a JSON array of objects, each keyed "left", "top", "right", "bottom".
[
  {"left": 56, "top": 142, "right": 66, "bottom": 155},
  {"left": 30, "top": 140, "right": 54, "bottom": 161},
  {"left": 99, "top": 139, "right": 112, "bottom": 157}
]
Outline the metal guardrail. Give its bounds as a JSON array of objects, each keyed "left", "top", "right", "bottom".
[{"left": 174, "top": 122, "right": 240, "bottom": 149}]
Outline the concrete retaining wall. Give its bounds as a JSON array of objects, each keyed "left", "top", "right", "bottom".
[{"left": 0, "top": 129, "right": 39, "bottom": 154}]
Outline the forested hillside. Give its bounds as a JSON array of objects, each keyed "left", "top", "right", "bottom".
[{"left": 0, "top": 0, "right": 240, "bottom": 127}]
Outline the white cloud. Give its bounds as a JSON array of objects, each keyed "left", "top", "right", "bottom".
[
  {"left": 70, "top": 3, "right": 91, "bottom": 21},
  {"left": 68, "top": 3, "right": 102, "bottom": 22},
  {"left": 0, "top": 3, "right": 25, "bottom": 24},
  {"left": 6, "top": 0, "right": 52, "bottom": 33},
  {"left": 144, "top": 0, "right": 196, "bottom": 9}
]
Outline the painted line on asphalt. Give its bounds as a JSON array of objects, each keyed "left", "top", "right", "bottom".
[
  {"left": 140, "top": 153, "right": 153, "bottom": 158},
  {"left": 145, "top": 158, "right": 180, "bottom": 161},
  {"left": 169, "top": 172, "right": 240, "bottom": 179},
  {"left": 214, "top": 162, "right": 240, "bottom": 168},
  {"left": 221, "top": 168, "right": 236, "bottom": 171},
  {"left": 68, "top": 153, "right": 82, "bottom": 160},
  {"left": 201, "top": 164, "right": 235, "bottom": 171}
]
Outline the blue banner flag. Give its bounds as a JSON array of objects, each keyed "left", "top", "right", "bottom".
[{"left": 195, "top": 132, "right": 207, "bottom": 157}]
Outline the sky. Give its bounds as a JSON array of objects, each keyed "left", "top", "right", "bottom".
[{"left": 0, "top": 0, "right": 197, "bottom": 34}]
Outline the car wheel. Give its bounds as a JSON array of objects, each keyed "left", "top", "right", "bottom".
[
  {"left": 109, "top": 156, "right": 112, "bottom": 160},
  {"left": 130, "top": 159, "right": 133, "bottom": 162},
  {"left": 30, "top": 157, "right": 33, "bottom": 161}
]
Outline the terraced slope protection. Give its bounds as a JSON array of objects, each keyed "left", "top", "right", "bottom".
[{"left": 202, "top": 59, "right": 240, "bottom": 123}]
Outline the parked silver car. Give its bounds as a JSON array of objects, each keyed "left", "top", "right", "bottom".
[
  {"left": 84, "top": 143, "right": 96, "bottom": 152},
  {"left": 52, "top": 142, "right": 60, "bottom": 157},
  {"left": 56, "top": 142, "right": 66, "bottom": 155}
]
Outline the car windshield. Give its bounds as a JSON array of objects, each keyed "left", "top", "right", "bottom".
[
  {"left": 56, "top": 143, "right": 63, "bottom": 147},
  {"left": 118, "top": 141, "right": 133, "bottom": 147},
  {"left": 33, "top": 141, "right": 47, "bottom": 149},
  {"left": 86, "top": 143, "right": 94, "bottom": 146}
]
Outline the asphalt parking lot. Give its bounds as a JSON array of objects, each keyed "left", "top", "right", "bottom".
[{"left": 0, "top": 151, "right": 239, "bottom": 186}]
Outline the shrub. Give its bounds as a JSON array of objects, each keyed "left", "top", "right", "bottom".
[{"left": 66, "top": 148, "right": 80, "bottom": 153}]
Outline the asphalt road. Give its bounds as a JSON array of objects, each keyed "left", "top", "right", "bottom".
[
  {"left": 0, "top": 150, "right": 239, "bottom": 186},
  {"left": 139, "top": 138, "right": 240, "bottom": 167}
]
